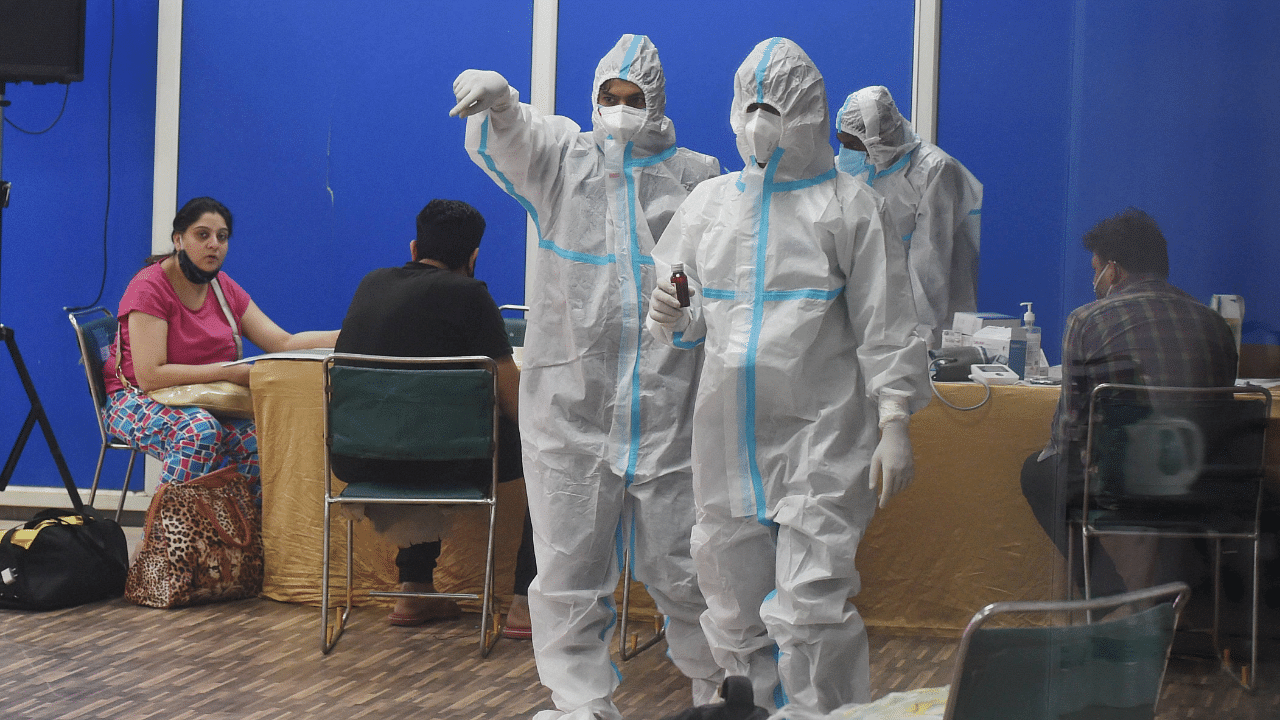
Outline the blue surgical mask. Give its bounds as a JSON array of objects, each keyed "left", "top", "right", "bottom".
[{"left": 837, "top": 146, "right": 872, "bottom": 180}]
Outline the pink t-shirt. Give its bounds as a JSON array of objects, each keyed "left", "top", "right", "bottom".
[{"left": 104, "top": 263, "right": 253, "bottom": 394}]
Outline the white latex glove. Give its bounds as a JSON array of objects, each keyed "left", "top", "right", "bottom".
[
  {"left": 449, "top": 69, "right": 511, "bottom": 118},
  {"left": 869, "top": 419, "right": 913, "bottom": 509},
  {"left": 649, "top": 277, "right": 688, "bottom": 331}
]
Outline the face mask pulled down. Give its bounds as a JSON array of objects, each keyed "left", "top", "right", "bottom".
[{"left": 176, "top": 249, "right": 222, "bottom": 284}]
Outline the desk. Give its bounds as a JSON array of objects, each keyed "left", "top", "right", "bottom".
[
  {"left": 857, "top": 383, "right": 1063, "bottom": 635},
  {"left": 252, "top": 363, "right": 1061, "bottom": 629},
  {"left": 252, "top": 366, "right": 1279, "bottom": 635}
]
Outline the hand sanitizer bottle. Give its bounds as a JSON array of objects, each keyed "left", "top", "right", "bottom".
[{"left": 1021, "top": 302, "right": 1044, "bottom": 379}]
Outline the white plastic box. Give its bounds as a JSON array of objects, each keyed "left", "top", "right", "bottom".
[{"left": 951, "top": 311, "right": 1021, "bottom": 337}]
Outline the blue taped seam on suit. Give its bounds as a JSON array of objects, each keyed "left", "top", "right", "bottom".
[{"left": 478, "top": 116, "right": 542, "bottom": 237}]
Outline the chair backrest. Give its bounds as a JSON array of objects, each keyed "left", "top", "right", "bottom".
[
  {"left": 1083, "top": 383, "right": 1270, "bottom": 514},
  {"left": 323, "top": 353, "right": 497, "bottom": 463},
  {"left": 498, "top": 304, "right": 529, "bottom": 348},
  {"left": 944, "top": 582, "right": 1189, "bottom": 720},
  {"left": 67, "top": 307, "right": 118, "bottom": 434}
]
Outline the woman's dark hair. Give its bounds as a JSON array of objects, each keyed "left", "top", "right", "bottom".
[
  {"left": 145, "top": 196, "right": 234, "bottom": 266},
  {"left": 1082, "top": 207, "right": 1169, "bottom": 278},
  {"left": 173, "top": 196, "right": 233, "bottom": 238},
  {"left": 414, "top": 199, "right": 486, "bottom": 269}
]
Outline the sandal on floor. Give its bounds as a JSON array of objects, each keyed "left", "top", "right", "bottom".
[
  {"left": 387, "top": 599, "right": 462, "bottom": 627},
  {"left": 500, "top": 624, "right": 533, "bottom": 640}
]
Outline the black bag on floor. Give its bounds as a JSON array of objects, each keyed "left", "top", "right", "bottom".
[
  {"left": 660, "top": 677, "right": 770, "bottom": 720},
  {"left": 0, "top": 506, "right": 129, "bottom": 611}
]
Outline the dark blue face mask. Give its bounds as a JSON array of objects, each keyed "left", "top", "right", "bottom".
[{"left": 176, "top": 249, "right": 221, "bottom": 284}]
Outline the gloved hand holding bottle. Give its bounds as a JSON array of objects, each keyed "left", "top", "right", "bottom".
[
  {"left": 649, "top": 276, "right": 692, "bottom": 333},
  {"left": 450, "top": 69, "right": 512, "bottom": 118}
]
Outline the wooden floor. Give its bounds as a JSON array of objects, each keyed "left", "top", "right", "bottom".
[
  {"left": 0, "top": 523, "right": 1277, "bottom": 718},
  {"left": 2, "top": 594, "right": 1279, "bottom": 720}
]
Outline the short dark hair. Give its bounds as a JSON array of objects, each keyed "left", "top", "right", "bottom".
[
  {"left": 414, "top": 199, "right": 486, "bottom": 269},
  {"left": 1082, "top": 207, "right": 1169, "bottom": 278}
]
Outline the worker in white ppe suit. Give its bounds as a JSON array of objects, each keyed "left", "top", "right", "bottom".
[
  {"left": 835, "top": 85, "right": 983, "bottom": 349},
  {"left": 647, "top": 39, "right": 930, "bottom": 716},
  {"left": 450, "top": 34, "right": 722, "bottom": 720}
]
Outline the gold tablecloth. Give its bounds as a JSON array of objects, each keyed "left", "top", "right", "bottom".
[
  {"left": 253, "top": 363, "right": 1139, "bottom": 634},
  {"left": 857, "top": 383, "right": 1063, "bottom": 635}
]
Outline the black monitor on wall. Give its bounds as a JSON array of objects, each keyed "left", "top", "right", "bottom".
[{"left": 0, "top": 0, "right": 87, "bottom": 85}]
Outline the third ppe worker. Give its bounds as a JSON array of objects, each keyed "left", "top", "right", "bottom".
[
  {"left": 836, "top": 85, "right": 982, "bottom": 349},
  {"left": 648, "top": 39, "right": 930, "bottom": 715},
  {"left": 450, "top": 34, "right": 721, "bottom": 720}
]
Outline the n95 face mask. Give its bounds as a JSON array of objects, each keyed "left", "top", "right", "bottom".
[
  {"left": 744, "top": 111, "right": 783, "bottom": 165},
  {"left": 596, "top": 105, "right": 647, "bottom": 144}
]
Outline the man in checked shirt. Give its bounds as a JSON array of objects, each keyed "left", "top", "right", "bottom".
[{"left": 1021, "top": 207, "right": 1238, "bottom": 595}]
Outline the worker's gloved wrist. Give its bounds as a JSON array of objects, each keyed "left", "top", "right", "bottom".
[
  {"left": 877, "top": 395, "right": 909, "bottom": 429},
  {"left": 490, "top": 85, "right": 515, "bottom": 114}
]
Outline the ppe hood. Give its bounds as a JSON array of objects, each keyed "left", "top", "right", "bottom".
[
  {"left": 731, "top": 37, "right": 833, "bottom": 182},
  {"left": 836, "top": 85, "right": 921, "bottom": 171},
  {"left": 591, "top": 34, "right": 676, "bottom": 155}
]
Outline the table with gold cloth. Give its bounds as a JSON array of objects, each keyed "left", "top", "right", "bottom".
[{"left": 249, "top": 360, "right": 1134, "bottom": 635}]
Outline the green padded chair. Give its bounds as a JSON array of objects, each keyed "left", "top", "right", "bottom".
[
  {"left": 67, "top": 306, "right": 144, "bottom": 521},
  {"left": 943, "top": 581, "right": 1189, "bottom": 720},
  {"left": 498, "top": 304, "right": 528, "bottom": 348},
  {"left": 320, "top": 353, "right": 501, "bottom": 656},
  {"left": 1069, "top": 383, "right": 1270, "bottom": 689}
]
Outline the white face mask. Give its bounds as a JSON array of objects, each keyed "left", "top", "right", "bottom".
[
  {"left": 1092, "top": 260, "right": 1115, "bottom": 298},
  {"left": 744, "top": 111, "right": 783, "bottom": 165},
  {"left": 595, "top": 104, "right": 647, "bottom": 144}
]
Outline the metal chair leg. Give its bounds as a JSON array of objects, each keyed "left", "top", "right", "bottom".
[
  {"left": 619, "top": 543, "right": 664, "bottom": 661},
  {"left": 480, "top": 501, "right": 501, "bottom": 657},
  {"left": 87, "top": 443, "right": 108, "bottom": 507},
  {"left": 114, "top": 449, "right": 139, "bottom": 522},
  {"left": 321, "top": 508, "right": 352, "bottom": 654},
  {"left": 1215, "top": 537, "right": 1259, "bottom": 692}
]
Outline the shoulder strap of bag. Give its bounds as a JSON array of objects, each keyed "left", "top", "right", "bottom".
[{"left": 209, "top": 277, "right": 244, "bottom": 361}]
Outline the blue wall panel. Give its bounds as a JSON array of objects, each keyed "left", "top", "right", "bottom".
[
  {"left": 940, "top": 1, "right": 1075, "bottom": 361},
  {"left": 177, "top": 1, "right": 535, "bottom": 353},
  {"left": 1, "top": 2, "right": 158, "bottom": 492},
  {"left": 1064, "top": 1, "right": 1280, "bottom": 346}
]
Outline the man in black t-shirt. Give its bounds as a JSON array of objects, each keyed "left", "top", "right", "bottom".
[{"left": 334, "top": 199, "right": 534, "bottom": 636}]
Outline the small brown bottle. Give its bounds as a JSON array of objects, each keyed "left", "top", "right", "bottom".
[{"left": 671, "top": 262, "right": 690, "bottom": 307}]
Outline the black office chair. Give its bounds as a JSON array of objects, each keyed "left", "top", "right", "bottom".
[
  {"left": 67, "top": 307, "right": 142, "bottom": 521},
  {"left": 1070, "top": 383, "right": 1270, "bottom": 689},
  {"left": 320, "top": 353, "right": 502, "bottom": 656}
]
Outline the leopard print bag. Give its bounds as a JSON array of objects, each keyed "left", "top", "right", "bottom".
[{"left": 125, "top": 466, "right": 263, "bottom": 608}]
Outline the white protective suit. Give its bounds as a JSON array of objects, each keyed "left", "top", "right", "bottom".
[
  {"left": 460, "top": 35, "right": 722, "bottom": 720},
  {"left": 647, "top": 39, "right": 930, "bottom": 714},
  {"left": 836, "top": 86, "right": 983, "bottom": 349}
]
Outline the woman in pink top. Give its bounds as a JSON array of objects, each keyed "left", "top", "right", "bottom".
[{"left": 102, "top": 197, "right": 338, "bottom": 487}]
